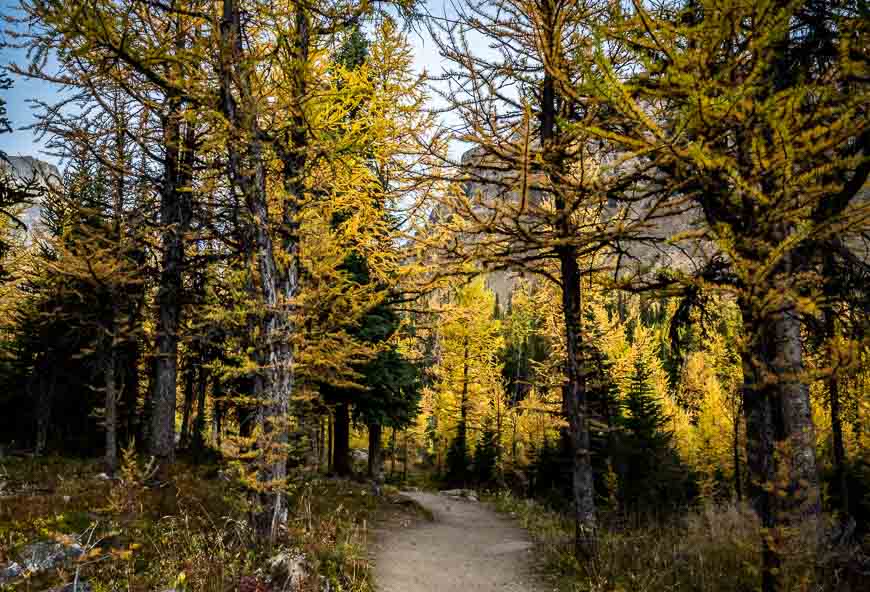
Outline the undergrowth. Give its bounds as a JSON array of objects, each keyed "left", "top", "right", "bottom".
[
  {"left": 0, "top": 452, "right": 418, "bottom": 592},
  {"left": 489, "top": 491, "right": 870, "bottom": 592}
]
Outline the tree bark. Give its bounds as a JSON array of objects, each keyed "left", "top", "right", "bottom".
[
  {"left": 120, "top": 333, "right": 140, "bottom": 447},
  {"left": 540, "top": 64, "right": 596, "bottom": 556},
  {"left": 333, "top": 401, "right": 351, "bottom": 476},
  {"left": 220, "top": 0, "right": 297, "bottom": 543},
  {"left": 327, "top": 409, "right": 334, "bottom": 473},
  {"left": 212, "top": 379, "right": 223, "bottom": 450},
  {"left": 368, "top": 423, "right": 383, "bottom": 480},
  {"left": 179, "top": 355, "right": 195, "bottom": 449},
  {"left": 149, "top": 94, "right": 194, "bottom": 475},
  {"left": 733, "top": 398, "right": 743, "bottom": 502},
  {"left": 823, "top": 256, "right": 849, "bottom": 517},
  {"left": 33, "top": 358, "right": 53, "bottom": 455},
  {"left": 741, "top": 275, "right": 821, "bottom": 592},
  {"left": 104, "top": 321, "right": 119, "bottom": 475},
  {"left": 455, "top": 335, "right": 470, "bottom": 485},
  {"left": 402, "top": 431, "right": 409, "bottom": 482},
  {"left": 191, "top": 366, "right": 209, "bottom": 459}
]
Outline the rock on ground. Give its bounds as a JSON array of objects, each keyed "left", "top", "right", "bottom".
[
  {"left": 372, "top": 491, "right": 544, "bottom": 592},
  {"left": 267, "top": 550, "right": 308, "bottom": 590},
  {"left": 47, "top": 580, "right": 91, "bottom": 592},
  {"left": 20, "top": 542, "right": 83, "bottom": 572}
]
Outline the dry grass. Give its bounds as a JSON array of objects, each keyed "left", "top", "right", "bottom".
[
  {"left": 489, "top": 492, "right": 870, "bottom": 592},
  {"left": 0, "top": 455, "right": 421, "bottom": 592}
]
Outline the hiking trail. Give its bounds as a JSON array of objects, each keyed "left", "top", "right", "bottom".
[{"left": 372, "top": 490, "right": 547, "bottom": 592}]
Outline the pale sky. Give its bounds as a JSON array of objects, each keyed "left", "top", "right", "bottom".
[{"left": 0, "top": 0, "right": 457, "bottom": 165}]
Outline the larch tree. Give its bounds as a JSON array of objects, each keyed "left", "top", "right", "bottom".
[
  {"left": 576, "top": 1, "right": 869, "bottom": 588},
  {"left": 424, "top": 0, "right": 675, "bottom": 553},
  {"left": 426, "top": 278, "right": 504, "bottom": 486}
]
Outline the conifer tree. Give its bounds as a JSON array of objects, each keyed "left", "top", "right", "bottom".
[
  {"left": 575, "top": 1, "right": 868, "bottom": 586},
  {"left": 617, "top": 354, "right": 677, "bottom": 512},
  {"left": 424, "top": 0, "right": 668, "bottom": 553}
]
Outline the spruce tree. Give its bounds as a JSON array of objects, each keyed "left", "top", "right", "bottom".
[{"left": 617, "top": 354, "right": 684, "bottom": 514}]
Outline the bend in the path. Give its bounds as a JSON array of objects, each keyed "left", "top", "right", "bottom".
[{"left": 372, "top": 491, "right": 545, "bottom": 592}]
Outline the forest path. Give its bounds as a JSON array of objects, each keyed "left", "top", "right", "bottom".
[{"left": 372, "top": 491, "right": 546, "bottom": 592}]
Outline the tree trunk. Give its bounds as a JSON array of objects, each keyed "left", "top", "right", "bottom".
[
  {"left": 333, "top": 401, "right": 351, "bottom": 476},
  {"left": 539, "top": 57, "right": 596, "bottom": 556},
  {"left": 319, "top": 416, "right": 327, "bottom": 470},
  {"left": 775, "top": 306, "right": 820, "bottom": 517},
  {"left": 327, "top": 410, "right": 334, "bottom": 473},
  {"left": 212, "top": 379, "right": 223, "bottom": 449},
  {"left": 402, "top": 431, "right": 408, "bottom": 482},
  {"left": 741, "top": 280, "right": 821, "bottom": 592},
  {"left": 179, "top": 356, "right": 195, "bottom": 449},
  {"left": 120, "top": 334, "right": 140, "bottom": 447},
  {"left": 191, "top": 366, "right": 209, "bottom": 458},
  {"left": 149, "top": 95, "right": 194, "bottom": 475},
  {"left": 368, "top": 423, "right": 383, "bottom": 480},
  {"left": 33, "top": 358, "right": 55, "bottom": 455},
  {"left": 823, "top": 258, "right": 849, "bottom": 517},
  {"left": 220, "top": 0, "right": 297, "bottom": 543},
  {"left": 455, "top": 335, "right": 470, "bottom": 485},
  {"left": 390, "top": 427, "right": 396, "bottom": 478},
  {"left": 104, "top": 326, "right": 119, "bottom": 475},
  {"left": 733, "top": 398, "right": 743, "bottom": 502}
]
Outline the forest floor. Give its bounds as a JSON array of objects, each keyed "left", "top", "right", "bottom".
[{"left": 371, "top": 490, "right": 546, "bottom": 592}]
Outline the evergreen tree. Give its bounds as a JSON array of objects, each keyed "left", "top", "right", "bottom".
[
  {"left": 473, "top": 420, "right": 499, "bottom": 486},
  {"left": 616, "top": 355, "right": 687, "bottom": 514}
]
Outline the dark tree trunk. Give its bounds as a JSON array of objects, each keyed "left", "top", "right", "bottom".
[
  {"left": 368, "top": 423, "right": 383, "bottom": 480},
  {"left": 402, "top": 431, "right": 408, "bottom": 482},
  {"left": 540, "top": 64, "right": 596, "bottom": 556},
  {"left": 824, "top": 304, "right": 848, "bottom": 516},
  {"left": 327, "top": 409, "right": 334, "bottom": 473},
  {"left": 149, "top": 96, "right": 194, "bottom": 475},
  {"left": 212, "top": 379, "right": 223, "bottom": 450},
  {"left": 33, "top": 358, "right": 54, "bottom": 455},
  {"left": 104, "top": 318, "right": 120, "bottom": 475},
  {"left": 733, "top": 398, "right": 743, "bottom": 502},
  {"left": 120, "top": 335, "right": 140, "bottom": 446},
  {"left": 741, "top": 278, "right": 821, "bottom": 592},
  {"left": 179, "top": 356, "right": 196, "bottom": 449},
  {"left": 333, "top": 401, "right": 351, "bottom": 476},
  {"left": 319, "top": 416, "right": 326, "bottom": 470},
  {"left": 390, "top": 427, "right": 396, "bottom": 479},
  {"left": 191, "top": 366, "right": 209, "bottom": 459},
  {"left": 139, "top": 355, "right": 157, "bottom": 446},
  {"left": 455, "top": 335, "right": 470, "bottom": 485}
]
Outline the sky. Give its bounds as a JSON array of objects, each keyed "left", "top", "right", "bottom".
[{"left": 0, "top": 0, "right": 456, "bottom": 166}]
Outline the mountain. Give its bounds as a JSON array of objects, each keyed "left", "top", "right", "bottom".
[{"left": 0, "top": 155, "right": 61, "bottom": 232}]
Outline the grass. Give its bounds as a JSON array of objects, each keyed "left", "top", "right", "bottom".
[
  {"left": 487, "top": 491, "right": 870, "bottom": 592},
  {"left": 0, "top": 453, "right": 424, "bottom": 592}
]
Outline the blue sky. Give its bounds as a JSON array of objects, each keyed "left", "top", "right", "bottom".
[{"left": 0, "top": 0, "right": 455, "bottom": 164}]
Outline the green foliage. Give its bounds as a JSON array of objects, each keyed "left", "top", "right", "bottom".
[
  {"left": 473, "top": 421, "right": 499, "bottom": 486},
  {"left": 614, "top": 354, "right": 692, "bottom": 514}
]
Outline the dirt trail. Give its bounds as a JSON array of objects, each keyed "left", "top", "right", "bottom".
[{"left": 372, "top": 491, "right": 546, "bottom": 592}]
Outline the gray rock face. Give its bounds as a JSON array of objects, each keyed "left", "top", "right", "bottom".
[{"left": 0, "top": 155, "right": 61, "bottom": 234}]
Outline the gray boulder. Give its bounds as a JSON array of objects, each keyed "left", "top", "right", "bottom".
[
  {"left": 268, "top": 550, "right": 308, "bottom": 590},
  {"left": 19, "top": 541, "right": 83, "bottom": 573},
  {"left": 440, "top": 488, "right": 479, "bottom": 502},
  {"left": 0, "top": 561, "right": 23, "bottom": 583}
]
